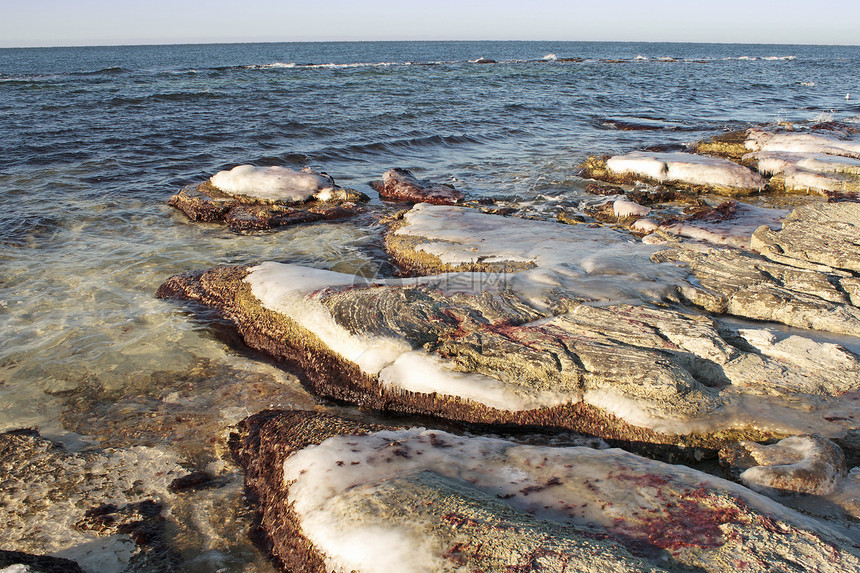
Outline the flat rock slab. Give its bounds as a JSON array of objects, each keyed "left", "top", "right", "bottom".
[
  {"left": 751, "top": 201, "right": 860, "bottom": 273},
  {"left": 168, "top": 168, "right": 368, "bottom": 232},
  {"left": 654, "top": 246, "right": 860, "bottom": 336},
  {"left": 370, "top": 168, "right": 464, "bottom": 205},
  {"left": 157, "top": 250, "right": 860, "bottom": 449},
  {"left": 230, "top": 410, "right": 860, "bottom": 573}
]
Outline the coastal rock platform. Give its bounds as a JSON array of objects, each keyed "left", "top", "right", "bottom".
[
  {"left": 157, "top": 203, "right": 860, "bottom": 453},
  {"left": 168, "top": 165, "right": 368, "bottom": 232},
  {"left": 229, "top": 409, "right": 860, "bottom": 573}
]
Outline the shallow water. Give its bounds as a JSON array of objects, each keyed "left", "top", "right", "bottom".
[{"left": 2, "top": 41, "right": 860, "bottom": 570}]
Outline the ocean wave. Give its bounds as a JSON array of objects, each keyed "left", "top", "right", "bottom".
[
  {"left": 543, "top": 53, "right": 558, "bottom": 61},
  {"left": 70, "top": 66, "right": 129, "bottom": 76},
  {"left": 249, "top": 61, "right": 402, "bottom": 70}
]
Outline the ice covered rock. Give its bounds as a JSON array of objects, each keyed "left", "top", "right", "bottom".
[
  {"left": 613, "top": 197, "right": 651, "bottom": 218},
  {"left": 581, "top": 152, "right": 766, "bottom": 196},
  {"left": 720, "top": 435, "right": 847, "bottom": 496},
  {"left": 638, "top": 201, "right": 787, "bottom": 249},
  {"left": 745, "top": 129, "right": 860, "bottom": 159},
  {"left": 744, "top": 151, "right": 860, "bottom": 195},
  {"left": 369, "top": 168, "right": 464, "bottom": 205},
  {"left": 230, "top": 410, "right": 860, "bottom": 573},
  {"left": 168, "top": 166, "right": 368, "bottom": 232},
  {"left": 751, "top": 201, "right": 860, "bottom": 273},
  {"left": 157, "top": 254, "right": 860, "bottom": 449},
  {"left": 210, "top": 165, "right": 336, "bottom": 202}
]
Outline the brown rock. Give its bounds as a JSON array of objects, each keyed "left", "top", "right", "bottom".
[{"left": 369, "top": 168, "right": 464, "bottom": 205}]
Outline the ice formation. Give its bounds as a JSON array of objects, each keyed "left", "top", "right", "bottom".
[
  {"left": 613, "top": 198, "right": 651, "bottom": 218},
  {"left": 746, "top": 129, "right": 860, "bottom": 159},
  {"left": 659, "top": 202, "right": 787, "bottom": 248},
  {"left": 732, "top": 435, "right": 847, "bottom": 496},
  {"left": 604, "top": 152, "right": 766, "bottom": 190},
  {"left": 210, "top": 165, "right": 334, "bottom": 202},
  {"left": 282, "top": 427, "right": 858, "bottom": 573}
]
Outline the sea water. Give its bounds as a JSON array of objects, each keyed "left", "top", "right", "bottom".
[{"left": 1, "top": 41, "right": 859, "bottom": 570}]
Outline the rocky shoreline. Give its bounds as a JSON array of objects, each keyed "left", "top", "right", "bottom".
[{"left": 6, "top": 123, "right": 860, "bottom": 572}]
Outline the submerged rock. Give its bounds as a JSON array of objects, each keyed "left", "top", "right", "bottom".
[
  {"left": 157, "top": 207, "right": 860, "bottom": 449},
  {"left": 168, "top": 165, "right": 368, "bottom": 232},
  {"left": 369, "top": 168, "right": 464, "bottom": 205},
  {"left": 0, "top": 429, "right": 184, "bottom": 573},
  {"left": 720, "top": 435, "right": 847, "bottom": 496},
  {"left": 0, "top": 550, "right": 86, "bottom": 573},
  {"left": 230, "top": 410, "right": 860, "bottom": 573}
]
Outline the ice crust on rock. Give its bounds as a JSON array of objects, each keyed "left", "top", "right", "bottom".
[
  {"left": 281, "top": 424, "right": 860, "bottom": 573},
  {"left": 389, "top": 203, "right": 688, "bottom": 307},
  {"left": 162, "top": 204, "right": 860, "bottom": 443},
  {"left": 746, "top": 129, "right": 860, "bottom": 159},
  {"left": 210, "top": 165, "right": 336, "bottom": 202},
  {"left": 604, "top": 152, "right": 766, "bottom": 191},
  {"left": 613, "top": 198, "right": 651, "bottom": 218},
  {"left": 721, "top": 435, "right": 847, "bottom": 496}
]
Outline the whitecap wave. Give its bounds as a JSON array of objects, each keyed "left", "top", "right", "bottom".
[{"left": 543, "top": 53, "right": 558, "bottom": 61}]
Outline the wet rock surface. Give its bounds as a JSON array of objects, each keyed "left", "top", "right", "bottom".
[
  {"left": 229, "top": 410, "right": 860, "bottom": 573},
  {"left": 369, "top": 168, "right": 464, "bottom": 205},
  {"left": 720, "top": 435, "right": 847, "bottom": 496},
  {"left": 168, "top": 167, "right": 368, "bottom": 232},
  {"left": 157, "top": 205, "right": 860, "bottom": 450},
  {"left": 0, "top": 428, "right": 184, "bottom": 573},
  {"left": 0, "top": 427, "right": 273, "bottom": 573}
]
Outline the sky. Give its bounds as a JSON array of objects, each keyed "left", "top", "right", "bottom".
[{"left": 2, "top": 0, "right": 858, "bottom": 48}]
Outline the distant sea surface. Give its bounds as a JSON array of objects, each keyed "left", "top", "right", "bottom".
[{"left": 1, "top": 41, "right": 859, "bottom": 570}]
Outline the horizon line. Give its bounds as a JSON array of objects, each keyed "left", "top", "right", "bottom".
[{"left": 2, "top": 38, "right": 859, "bottom": 50}]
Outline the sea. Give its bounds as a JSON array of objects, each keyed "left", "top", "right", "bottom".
[{"left": 1, "top": 41, "right": 859, "bottom": 571}]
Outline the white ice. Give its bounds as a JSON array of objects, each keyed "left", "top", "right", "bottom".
[
  {"left": 605, "top": 152, "right": 766, "bottom": 190},
  {"left": 613, "top": 198, "right": 651, "bottom": 218},
  {"left": 210, "top": 165, "right": 334, "bottom": 202},
  {"left": 746, "top": 130, "right": 860, "bottom": 159},
  {"left": 659, "top": 202, "right": 787, "bottom": 249},
  {"left": 283, "top": 428, "right": 849, "bottom": 573}
]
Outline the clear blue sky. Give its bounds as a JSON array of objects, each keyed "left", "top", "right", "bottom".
[{"left": 2, "top": 0, "right": 858, "bottom": 47}]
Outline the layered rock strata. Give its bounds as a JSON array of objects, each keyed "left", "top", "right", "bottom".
[
  {"left": 369, "top": 168, "right": 464, "bottom": 205},
  {"left": 168, "top": 165, "right": 368, "bottom": 232},
  {"left": 229, "top": 410, "right": 860, "bottom": 573},
  {"left": 158, "top": 205, "right": 860, "bottom": 450}
]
